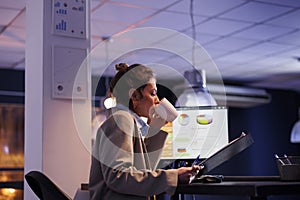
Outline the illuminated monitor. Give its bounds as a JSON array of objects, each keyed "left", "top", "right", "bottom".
[{"left": 159, "top": 106, "right": 229, "bottom": 163}]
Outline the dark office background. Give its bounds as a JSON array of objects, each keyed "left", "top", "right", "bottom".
[
  {"left": 221, "top": 89, "right": 300, "bottom": 177},
  {"left": 1, "top": 69, "right": 300, "bottom": 199},
  {"left": 184, "top": 89, "right": 300, "bottom": 200},
  {"left": 93, "top": 75, "right": 300, "bottom": 200},
  {"left": 0, "top": 69, "right": 24, "bottom": 104}
]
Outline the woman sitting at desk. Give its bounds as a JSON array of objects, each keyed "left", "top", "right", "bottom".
[{"left": 89, "top": 63, "right": 199, "bottom": 200}]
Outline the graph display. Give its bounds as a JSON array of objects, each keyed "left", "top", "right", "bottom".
[{"left": 161, "top": 106, "right": 229, "bottom": 160}]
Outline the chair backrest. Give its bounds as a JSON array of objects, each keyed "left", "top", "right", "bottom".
[{"left": 25, "top": 170, "right": 72, "bottom": 200}]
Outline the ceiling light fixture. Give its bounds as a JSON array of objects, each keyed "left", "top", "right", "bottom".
[{"left": 175, "top": 69, "right": 217, "bottom": 107}]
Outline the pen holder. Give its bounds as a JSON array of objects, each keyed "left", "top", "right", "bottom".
[{"left": 276, "top": 156, "right": 300, "bottom": 181}]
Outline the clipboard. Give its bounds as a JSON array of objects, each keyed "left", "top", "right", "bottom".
[{"left": 194, "top": 132, "right": 254, "bottom": 177}]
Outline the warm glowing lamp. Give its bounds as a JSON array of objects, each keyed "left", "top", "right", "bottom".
[{"left": 103, "top": 97, "right": 116, "bottom": 109}]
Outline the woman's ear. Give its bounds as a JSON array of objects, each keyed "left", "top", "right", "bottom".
[
  {"left": 129, "top": 88, "right": 136, "bottom": 100},
  {"left": 129, "top": 88, "right": 142, "bottom": 101},
  {"left": 129, "top": 89, "right": 140, "bottom": 110},
  {"left": 129, "top": 89, "right": 142, "bottom": 108}
]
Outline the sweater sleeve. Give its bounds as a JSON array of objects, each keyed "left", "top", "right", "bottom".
[
  {"left": 96, "top": 111, "right": 178, "bottom": 197},
  {"left": 143, "top": 128, "right": 169, "bottom": 170}
]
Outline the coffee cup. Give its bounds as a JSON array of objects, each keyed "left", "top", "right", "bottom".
[{"left": 153, "top": 98, "right": 178, "bottom": 122}]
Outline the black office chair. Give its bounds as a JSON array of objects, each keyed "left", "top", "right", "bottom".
[{"left": 25, "top": 170, "right": 72, "bottom": 200}]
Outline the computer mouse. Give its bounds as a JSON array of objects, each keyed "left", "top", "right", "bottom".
[{"left": 191, "top": 175, "right": 223, "bottom": 184}]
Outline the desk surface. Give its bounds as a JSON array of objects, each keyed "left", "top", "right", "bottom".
[{"left": 174, "top": 176, "right": 300, "bottom": 199}]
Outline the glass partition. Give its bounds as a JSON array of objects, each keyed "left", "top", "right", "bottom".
[{"left": 0, "top": 104, "right": 24, "bottom": 200}]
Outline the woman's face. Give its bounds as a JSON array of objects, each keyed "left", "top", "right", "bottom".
[{"left": 133, "top": 81, "right": 160, "bottom": 118}]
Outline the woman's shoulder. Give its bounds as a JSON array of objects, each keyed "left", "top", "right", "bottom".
[
  {"left": 110, "top": 109, "right": 134, "bottom": 119},
  {"left": 105, "top": 109, "right": 135, "bottom": 126},
  {"left": 99, "top": 109, "right": 137, "bottom": 138}
]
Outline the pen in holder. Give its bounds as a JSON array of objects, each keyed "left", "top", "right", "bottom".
[{"left": 275, "top": 154, "right": 300, "bottom": 181}]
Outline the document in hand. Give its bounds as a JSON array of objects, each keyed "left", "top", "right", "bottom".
[{"left": 194, "top": 133, "right": 254, "bottom": 178}]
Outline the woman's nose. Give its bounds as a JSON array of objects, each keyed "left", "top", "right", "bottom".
[{"left": 155, "top": 96, "right": 160, "bottom": 104}]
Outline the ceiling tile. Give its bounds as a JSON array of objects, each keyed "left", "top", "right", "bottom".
[
  {"left": 91, "top": 3, "right": 155, "bottom": 24},
  {"left": 205, "top": 36, "right": 257, "bottom": 52},
  {"left": 231, "top": 66, "right": 286, "bottom": 82},
  {"left": 167, "top": 0, "right": 246, "bottom": 16},
  {"left": 183, "top": 31, "right": 220, "bottom": 45},
  {"left": 135, "top": 31, "right": 200, "bottom": 54},
  {"left": 0, "top": 50, "right": 24, "bottom": 67},
  {"left": 110, "top": 0, "right": 180, "bottom": 10},
  {"left": 92, "top": 48, "right": 189, "bottom": 79},
  {"left": 215, "top": 60, "right": 239, "bottom": 70},
  {"left": 213, "top": 64, "right": 245, "bottom": 78},
  {"left": 0, "top": 0, "right": 300, "bottom": 93},
  {"left": 0, "top": 8, "right": 19, "bottom": 25},
  {"left": 272, "top": 30, "right": 300, "bottom": 46},
  {"left": 232, "top": 24, "right": 293, "bottom": 40},
  {"left": 111, "top": 48, "right": 172, "bottom": 64},
  {"left": 91, "top": 20, "right": 130, "bottom": 38},
  {"left": 277, "top": 47, "right": 300, "bottom": 60},
  {"left": 220, "top": 1, "right": 292, "bottom": 23},
  {"left": 0, "top": 34, "right": 24, "bottom": 51},
  {"left": 156, "top": 54, "right": 192, "bottom": 69},
  {"left": 241, "top": 42, "right": 295, "bottom": 56},
  {"left": 0, "top": 0, "right": 25, "bottom": 10},
  {"left": 214, "top": 51, "right": 261, "bottom": 63},
  {"left": 267, "top": 10, "right": 300, "bottom": 29},
  {"left": 224, "top": 68, "right": 266, "bottom": 80},
  {"left": 195, "top": 18, "right": 251, "bottom": 36},
  {"left": 138, "top": 11, "right": 206, "bottom": 32},
  {"left": 250, "top": 55, "right": 293, "bottom": 67},
  {"left": 218, "top": 67, "right": 258, "bottom": 81},
  {"left": 10, "top": 10, "right": 25, "bottom": 28},
  {"left": 257, "top": 0, "right": 300, "bottom": 7},
  {"left": 90, "top": 1, "right": 101, "bottom": 10},
  {"left": 3, "top": 26, "right": 25, "bottom": 43},
  {"left": 202, "top": 47, "right": 228, "bottom": 58}
]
